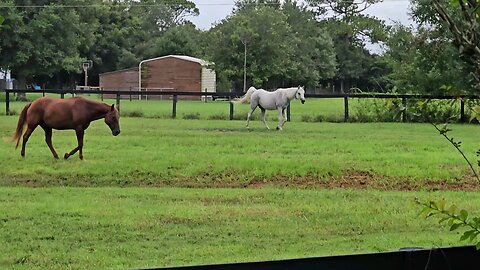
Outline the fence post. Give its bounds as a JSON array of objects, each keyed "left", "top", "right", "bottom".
[
  {"left": 344, "top": 96, "right": 349, "bottom": 122},
  {"left": 287, "top": 102, "right": 291, "bottom": 122},
  {"left": 460, "top": 98, "right": 465, "bottom": 123},
  {"left": 60, "top": 92, "right": 65, "bottom": 99},
  {"left": 172, "top": 95, "right": 177, "bottom": 118},
  {"left": 116, "top": 93, "right": 120, "bottom": 111},
  {"left": 402, "top": 97, "right": 407, "bottom": 122},
  {"left": 6, "top": 89, "right": 10, "bottom": 115},
  {"left": 229, "top": 99, "right": 234, "bottom": 120}
]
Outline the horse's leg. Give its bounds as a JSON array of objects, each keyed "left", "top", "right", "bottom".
[
  {"left": 20, "top": 124, "right": 37, "bottom": 158},
  {"left": 276, "top": 107, "right": 284, "bottom": 130},
  {"left": 41, "top": 125, "right": 59, "bottom": 159},
  {"left": 64, "top": 129, "right": 84, "bottom": 160},
  {"left": 281, "top": 108, "right": 287, "bottom": 128},
  {"left": 246, "top": 104, "right": 257, "bottom": 128},
  {"left": 260, "top": 108, "right": 269, "bottom": 129}
]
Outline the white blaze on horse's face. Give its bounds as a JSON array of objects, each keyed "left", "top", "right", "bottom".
[{"left": 296, "top": 86, "right": 306, "bottom": 104}]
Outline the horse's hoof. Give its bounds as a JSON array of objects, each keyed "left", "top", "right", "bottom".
[
  {"left": 53, "top": 155, "right": 59, "bottom": 159},
  {"left": 64, "top": 153, "right": 69, "bottom": 159},
  {"left": 79, "top": 156, "right": 84, "bottom": 160}
]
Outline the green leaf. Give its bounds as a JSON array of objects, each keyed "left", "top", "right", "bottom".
[
  {"left": 447, "top": 205, "right": 458, "bottom": 215},
  {"left": 450, "top": 223, "right": 462, "bottom": 231},
  {"left": 437, "top": 199, "right": 446, "bottom": 211},
  {"left": 420, "top": 208, "right": 434, "bottom": 218},
  {"left": 460, "top": 230, "right": 475, "bottom": 241},
  {"left": 460, "top": 209, "right": 468, "bottom": 221},
  {"left": 438, "top": 217, "right": 450, "bottom": 224},
  {"left": 476, "top": 241, "right": 480, "bottom": 250},
  {"left": 470, "top": 231, "right": 479, "bottom": 241}
]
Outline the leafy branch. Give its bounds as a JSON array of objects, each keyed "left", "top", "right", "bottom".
[
  {"left": 430, "top": 122, "right": 479, "bottom": 182},
  {"left": 416, "top": 197, "right": 480, "bottom": 249}
]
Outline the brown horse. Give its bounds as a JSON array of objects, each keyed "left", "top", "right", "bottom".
[{"left": 12, "top": 96, "right": 120, "bottom": 160}]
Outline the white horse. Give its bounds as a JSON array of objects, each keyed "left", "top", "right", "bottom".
[{"left": 234, "top": 86, "right": 306, "bottom": 130}]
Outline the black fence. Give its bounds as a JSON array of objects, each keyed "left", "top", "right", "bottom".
[
  {"left": 141, "top": 245, "right": 480, "bottom": 270},
  {"left": 2, "top": 89, "right": 479, "bottom": 122}
]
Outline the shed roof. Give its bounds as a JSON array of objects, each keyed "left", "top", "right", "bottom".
[{"left": 140, "top": 55, "right": 212, "bottom": 66}]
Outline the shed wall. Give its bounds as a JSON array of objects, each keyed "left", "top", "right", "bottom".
[{"left": 99, "top": 56, "right": 216, "bottom": 100}]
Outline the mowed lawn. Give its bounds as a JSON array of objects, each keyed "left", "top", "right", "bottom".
[
  {"left": 0, "top": 112, "right": 479, "bottom": 269},
  {"left": 1, "top": 187, "right": 480, "bottom": 270},
  {"left": 0, "top": 116, "right": 478, "bottom": 186}
]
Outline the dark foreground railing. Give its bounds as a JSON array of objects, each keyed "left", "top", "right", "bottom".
[
  {"left": 140, "top": 245, "right": 480, "bottom": 270},
  {"left": 2, "top": 89, "right": 479, "bottom": 122}
]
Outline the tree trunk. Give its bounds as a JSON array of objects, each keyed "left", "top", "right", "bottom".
[{"left": 15, "top": 74, "right": 27, "bottom": 101}]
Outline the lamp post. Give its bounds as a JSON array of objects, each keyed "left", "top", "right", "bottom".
[{"left": 240, "top": 34, "right": 250, "bottom": 92}]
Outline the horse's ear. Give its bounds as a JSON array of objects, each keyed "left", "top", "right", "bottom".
[{"left": 111, "top": 104, "right": 115, "bottom": 111}]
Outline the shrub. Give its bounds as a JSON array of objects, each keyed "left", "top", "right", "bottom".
[
  {"left": 123, "top": 110, "right": 144, "bottom": 118},
  {"left": 208, "top": 113, "right": 228, "bottom": 120},
  {"left": 301, "top": 114, "right": 312, "bottom": 122},
  {"left": 182, "top": 112, "right": 200, "bottom": 120}
]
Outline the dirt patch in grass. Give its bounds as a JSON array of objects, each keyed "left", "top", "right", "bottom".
[
  {"left": 244, "top": 170, "right": 480, "bottom": 192},
  {"left": 2, "top": 170, "right": 479, "bottom": 191}
]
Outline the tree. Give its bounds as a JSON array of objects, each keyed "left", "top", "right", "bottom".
[
  {"left": 0, "top": 0, "right": 89, "bottom": 96},
  {"left": 131, "top": 0, "right": 199, "bottom": 33},
  {"left": 0, "top": 15, "right": 5, "bottom": 28},
  {"left": 144, "top": 23, "right": 204, "bottom": 59},
  {"left": 307, "top": 0, "right": 388, "bottom": 92},
  {"left": 411, "top": 0, "right": 480, "bottom": 93},
  {"left": 384, "top": 24, "right": 471, "bottom": 94},
  {"left": 207, "top": 5, "right": 294, "bottom": 91},
  {"left": 281, "top": 0, "right": 337, "bottom": 88},
  {"left": 0, "top": 0, "right": 202, "bottom": 88},
  {"left": 207, "top": 1, "right": 336, "bottom": 91}
]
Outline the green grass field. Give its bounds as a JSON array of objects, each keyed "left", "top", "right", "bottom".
[
  {"left": 1, "top": 187, "right": 479, "bottom": 270},
  {"left": 0, "top": 97, "right": 479, "bottom": 269},
  {"left": 3, "top": 92, "right": 415, "bottom": 121}
]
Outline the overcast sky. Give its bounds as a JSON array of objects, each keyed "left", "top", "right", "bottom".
[{"left": 189, "top": 0, "right": 415, "bottom": 30}]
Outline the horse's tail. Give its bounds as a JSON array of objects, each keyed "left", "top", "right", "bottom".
[
  {"left": 12, "top": 103, "right": 31, "bottom": 149},
  {"left": 232, "top": 86, "right": 257, "bottom": 104}
]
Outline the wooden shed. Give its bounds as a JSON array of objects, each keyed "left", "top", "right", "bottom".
[{"left": 99, "top": 55, "right": 216, "bottom": 99}]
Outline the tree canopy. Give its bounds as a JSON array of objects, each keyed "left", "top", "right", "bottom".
[{"left": 0, "top": 0, "right": 478, "bottom": 94}]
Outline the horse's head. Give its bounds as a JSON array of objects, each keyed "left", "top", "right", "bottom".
[
  {"left": 295, "top": 86, "right": 306, "bottom": 104},
  {"left": 105, "top": 104, "right": 121, "bottom": 136}
]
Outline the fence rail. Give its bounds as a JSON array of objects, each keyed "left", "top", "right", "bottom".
[
  {"left": 142, "top": 245, "right": 480, "bottom": 270},
  {"left": 2, "top": 89, "right": 479, "bottom": 122}
]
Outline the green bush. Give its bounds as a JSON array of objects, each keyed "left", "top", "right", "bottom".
[
  {"left": 182, "top": 112, "right": 200, "bottom": 120},
  {"left": 123, "top": 110, "right": 144, "bottom": 118},
  {"left": 208, "top": 113, "right": 228, "bottom": 120}
]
